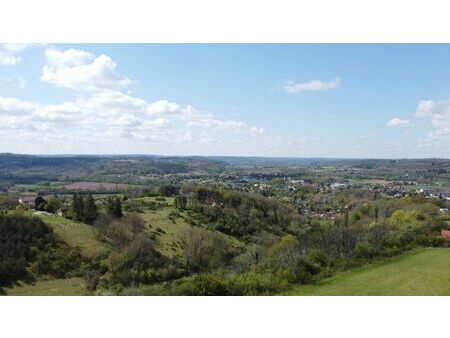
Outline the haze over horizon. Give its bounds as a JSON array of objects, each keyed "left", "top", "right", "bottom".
[{"left": 1, "top": 44, "right": 450, "bottom": 158}]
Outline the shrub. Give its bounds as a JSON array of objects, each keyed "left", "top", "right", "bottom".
[
  {"left": 0, "top": 213, "right": 54, "bottom": 285},
  {"left": 172, "top": 274, "right": 229, "bottom": 296},
  {"left": 228, "top": 272, "right": 289, "bottom": 295},
  {"left": 354, "top": 241, "right": 377, "bottom": 259}
]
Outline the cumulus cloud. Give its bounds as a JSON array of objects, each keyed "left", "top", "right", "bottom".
[
  {"left": 0, "top": 96, "right": 39, "bottom": 115},
  {"left": 414, "top": 99, "right": 450, "bottom": 144},
  {"left": 415, "top": 99, "right": 450, "bottom": 128},
  {"left": 284, "top": 78, "right": 341, "bottom": 94},
  {"left": 41, "top": 48, "right": 131, "bottom": 91},
  {"left": 148, "top": 100, "right": 181, "bottom": 115},
  {"left": 0, "top": 90, "right": 265, "bottom": 154},
  {"left": 386, "top": 117, "right": 411, "bottom": 128},
  {"left": 1, "top": 46, "right": 274, "bottom": 155},
  {"left": 0, "top": 44, "right": 29, "bottom": 66}
]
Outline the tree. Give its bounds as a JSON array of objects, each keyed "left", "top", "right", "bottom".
[
  {"left": 45, "top": 196, "right": 61, "bottom": 214},
  {"left": 264, "top": 235, "right": 320, "bottom": 283},
  {"left": 34, "top": 196, "right": 47, "bottom": 211},
  {"left": 264, "top": 235, "right": 303, "bottom": 282},
  {"left": 109, "top": 235, "right": 168, "bottom": 286},
  {"left": 159, "top": 184, "right": 179, "bottom": 197},
  {"left": 0, "top": 213, "right": 54, "bottom": 285},
  {"left": 107, "top": 196, "right": 123, "bottom": 218},
  {"left": 82, "top": 194, "right": 97, "bottom": 224},
  {"left": 174, "top": 195, "right": 187, "bottom": 210},
  {"left": 181, "top": 227, "right": 233, "bottom": 273},
  {"left": 71, "top": 193, "right": 84, "bottom": 221},
  {"left": 389, "top": 209, "right": 416, "bottom": 230}
]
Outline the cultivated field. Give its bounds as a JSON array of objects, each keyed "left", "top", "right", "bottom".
[
  {"left": 283, "top": 248, "right": 450, "bottom": 296},
  {"left": 63, "top": 181, "right": 133, "bottom": 191}
]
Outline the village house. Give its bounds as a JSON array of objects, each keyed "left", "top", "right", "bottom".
[
  {"left": 18, "top": 195, "right": 36, "bottom": 208},
  {"left": 330, "top": 183, "right": 347, "bottom": 191},
  {"left": 441, "top": 229, "right": 450, "bottom": 241}
]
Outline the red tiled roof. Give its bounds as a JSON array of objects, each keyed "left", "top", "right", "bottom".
[{"left": 441, "top": 230, "right": 450, "bottom": 240}]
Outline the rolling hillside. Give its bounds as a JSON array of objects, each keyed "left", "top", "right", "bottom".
[{"left": 283, "top": 248, "right": 450, "bottom": 296}]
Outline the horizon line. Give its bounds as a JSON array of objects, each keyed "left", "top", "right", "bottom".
[{"left": 1, "top": 152, "right": 449, "bottom": 161}]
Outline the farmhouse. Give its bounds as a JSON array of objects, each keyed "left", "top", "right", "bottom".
[
  {"left": 18, "top": 195, "right": 36, "bottom": 208},
  {"left": 330, "top": 183, "right": 347, "bottom": 191}
]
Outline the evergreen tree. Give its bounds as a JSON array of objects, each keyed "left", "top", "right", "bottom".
[
  {"left": 82, "top": 194, "right": 98, "bottom": 224},
  {"left": 72, "top": 193, "right": 84, "bottom": 221},
  {"left": 34, "top": 196, "right": 47, "bottom": 211},
  {"left": 107, "top": 196, "right": 122, "bottom": 218},
  {"left": 175, "top": 195, "right": 187, "bottom": 210}
]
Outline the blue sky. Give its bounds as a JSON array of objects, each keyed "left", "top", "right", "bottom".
[{"left": 1, "top": 44, "right": 450, "bottom": 158}]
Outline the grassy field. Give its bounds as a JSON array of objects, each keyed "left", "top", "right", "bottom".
[
  {"left": 39, "top": 214, "right": 109, "bottom": 258},
  {"left": 5, "top": 278, "right": 90, "bottom": 296},
  {"left": 283, "top": 248, "right": 450, "bottom": 296},
  {"left": 136, "top": 197, "right": 243, "bottom": 257},
  {"left": 142, "top": 207, "right": 190, "bottom": 256}
]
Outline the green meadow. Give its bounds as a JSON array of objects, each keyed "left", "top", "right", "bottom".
[
  {"left": 6, "top": 278, "right": 90, "bottom": 296},
  {"left": 283, "top": 248, "right": 450, "bottom": 296}
]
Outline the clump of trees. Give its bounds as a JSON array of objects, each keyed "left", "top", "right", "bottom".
[
  {"left": 178, "top": 185, "right": 305, "bottom": 238},
  {"left": 95, "top": 212, "right": 145, "bottom": 249},
  {"left": 181, "top": 226, "right": 237, "bottom": 273},
  {"left": 0, "top": 213, "right": 84, "bottom": 286},
  {"left": 159, "top": 184, "right": 179, "bottom": 197},
  {"left": 106, "top": 196, "right": 123, "bottom": 218},
  {"left": 70, "top": 193, "right": 98, "bottom": 223}
]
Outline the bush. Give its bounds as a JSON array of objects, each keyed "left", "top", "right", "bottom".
[
  {"left": 181, "top": 227, "right": 237, "bottom": 273},
  {"left": 354, "top": 241, "right": 377, "bottom": 259},
  {"left": 172, "top": 274, "right": 229, "bottom": 296},
  {"left": 31, "top": 242, "right": 83, "bottom": 278},
  {"left": 0, "top": 213, "right": 54, "bottom": 285},
  {"left": 228, "top": 272, "right": 289, "bottom": 295},
  {"left": 109, "top": 235, "right": 174, "bottom": 287}
]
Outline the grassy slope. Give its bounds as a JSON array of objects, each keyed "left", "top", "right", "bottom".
[
  {"left": 283, "top": 248, "right": 450, "bottom": 296},
  {"left": 139, "top": 197, "right": 244, "bottom": 257},
  {"left": 39, "top": 214, "right": 109, "bottom": 258},
  {"left": 5, "top": 215, "right": 108, "bottom": 296},
  {"left": 6, "top": 278, "right": 90, "bottom": 296}
]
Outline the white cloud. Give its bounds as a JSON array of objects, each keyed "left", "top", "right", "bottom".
[
  {"left": 0, "top": 90, "right": 266, "bottom": 154},
  {"left": 148, "top": 100, "right": 181, "bottom": 114},
  {"left": 386, "top": 117, "right": 411, "bottom": 128},
  {"left": 41, "top": 48, "right": 131, "bottom": 91},
  {"left": 0, "top": 96, "right": 39, "bottom": 115},
  {"left": 284, "top": 78, "right": 341, "bottom": 94},
  {"left": 0, "top": 46, "right": 300, "bottom": 155},
  {"left": 415, "top": 99, "right": 450, "bottom": 129},
  {"left": 0, "top": 54, "right": 19, "bottom": 66},
  {"left": 0, "top": 44, "right": 29, "bottom": 66},
  {"left": 414, "top": 99, "right": 450, "bottom": 144}
]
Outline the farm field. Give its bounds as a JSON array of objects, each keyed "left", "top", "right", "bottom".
[
  {"left": 63, "top": 181, "right": 134, "bottom": 191},
  {"left": 283, "top": 248, "right": 450, "bottom": 296},
  {"left": 5, "top": 278, "right": 90, "bottom": 296}
]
